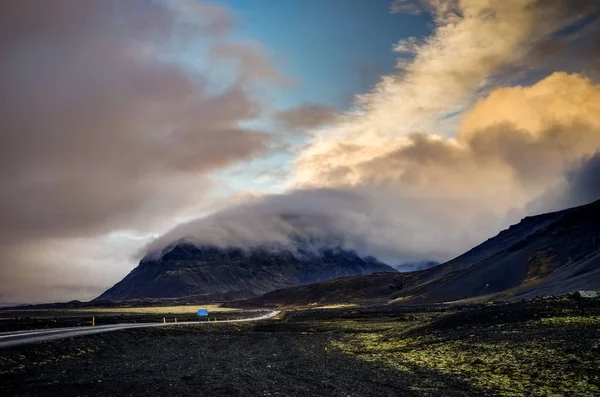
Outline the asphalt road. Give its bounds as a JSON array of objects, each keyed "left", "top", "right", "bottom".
[{"left": 0, "top": 310, "right": 280, "bottom": 348}]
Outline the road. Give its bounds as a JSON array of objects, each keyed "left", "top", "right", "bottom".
[{"left": 0, "top": 310, "right": 280, "bottom": 349}]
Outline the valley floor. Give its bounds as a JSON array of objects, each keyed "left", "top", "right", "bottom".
[{"left": 1, "top": 297, "right": 599, "bottom": 397}]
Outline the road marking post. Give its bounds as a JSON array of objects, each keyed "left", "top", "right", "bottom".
[
  {"left": 92, "top": 316, "right": 95, "bottom": 327},
  {"left": 163, "top": 317, "right": 166, "bottom": 324},
  {"left": 174, "top": 318, "right": 177, "bottom": 323}
]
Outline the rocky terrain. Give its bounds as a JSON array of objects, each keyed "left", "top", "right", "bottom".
[{"left": 97, "top": 245, "right": 395, "bottom": 301}]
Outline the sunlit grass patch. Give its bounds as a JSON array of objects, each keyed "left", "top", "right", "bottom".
[
  {"left": 538, "top": 315, "right": 600, "bottom": 327},
  {"left": 308, "top": 303, "right": 359, "bottom": 309},
  {"left": 69, "top": 304, "right": 240, "bottom": 314}
]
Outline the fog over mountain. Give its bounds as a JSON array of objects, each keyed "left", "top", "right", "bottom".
[{"left": 146, "top": 152, "right": 600, "bottom": 268}]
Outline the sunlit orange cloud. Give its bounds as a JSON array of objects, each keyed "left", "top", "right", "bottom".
[{"left": 297, "top": 73, "right": 600, "bottom": 200}]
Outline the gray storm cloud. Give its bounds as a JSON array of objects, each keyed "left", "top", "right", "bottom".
[
  {"left": 275, "top": 104, "right": 341, "bottom": 132},
  {"left": 0, "top": 1, "right": 275, "bottom": 241},
  {"left": 0, "top": 0, "right": 284, "bottom": 303}
]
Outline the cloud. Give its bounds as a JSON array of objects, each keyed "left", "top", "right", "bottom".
[
  {"left": 0, "top": 1, "right": 284, "bottom": 302},
  {"left": 390, "top": 0, "right": 462, "bottom": 22},
  {"left": 275, "top": 104, "right": 340, "bottom": 133},
  {"left": 353, "top": 0, "right": 600, "bottom": 138},
  {"left": 459, "top": 73, "right": 600, "bottom": 139},
  {"left": 294, "top": 0, "right": 600, "bottom": 194},
  {"left": 145, "top": 186, "right": 491, "bottom": 265},
  {"left": 514, "top": 12, "right": 600, "bottom": 76},
  {"left": 563, "top": 153, "right": 600, "bottom": 205},
  {"left": 210, "top": 40, "right": 291, "bottom": 86},
  {"left": 297, "top": 72, "right": 600, "bottom": 210},
  {"left": 526, "top": 152, "right": 600, "bottom": 215},
  {"left": 390, "top": 0, "right": 428, "bottom": 15}
]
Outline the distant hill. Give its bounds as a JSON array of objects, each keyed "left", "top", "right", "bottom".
[
  {"left": 96, "top": 245, "right": 395, "bottom": 301},
  {"left": 0, "top": 302, "right": 22, "bottom": 308},
  {"left": 232, "top": 272, "right": 411, "bottom": 308},
  {"left": 237, "top": 199, "right": 600, "bottom": 307},
  {"left": 392, "top": 260, "right": 439, "bottom": 272}
]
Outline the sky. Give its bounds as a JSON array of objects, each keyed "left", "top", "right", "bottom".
[{"left": 1, "top": 0, "right": 600, "bottom": 304}]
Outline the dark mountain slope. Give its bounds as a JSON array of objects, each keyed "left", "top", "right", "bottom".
[
  {"left": 96, "top": 245, "right": 395, "bottom": 301},
  {"left": 238, "top": 199, "right": 600, "bottom": 307},
  {"left": 400, "top": 198, "right": 600, "bottom": 303}
]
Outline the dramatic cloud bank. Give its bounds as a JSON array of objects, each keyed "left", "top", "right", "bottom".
[
  {"left": 149, "top": 0, "right": 600, "bottom": 267},
  {"left": 146, "top": 187, "right": 482, "bottom": 264}
]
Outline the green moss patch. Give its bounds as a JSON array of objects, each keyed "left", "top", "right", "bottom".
[{"left": 331, "top": 305, "right": 600, "bottom": 397}]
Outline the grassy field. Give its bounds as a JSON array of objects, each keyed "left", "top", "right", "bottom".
[
  {"left": 306, "top": 303, "right": 359, "bottom": 310},
  {"left": 0, "top": 304, "right": 254, "bottom": 332},
  {"left": 68, "top": 304, "right": 240, "bottom": 314}
]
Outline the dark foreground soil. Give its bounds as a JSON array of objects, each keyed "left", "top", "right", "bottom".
[
  {"left": 0, "top": 310, "right": 256, "bottom": 333},
  {"left": 1, "top": 297, "right": 599, "bottom": 397}
]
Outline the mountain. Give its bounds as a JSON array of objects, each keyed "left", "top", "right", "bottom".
[
  {"left": 237, "top": 199, "right": 600, "bottom": 307},
  {"left": 400, "top": 198, "right": 600, "bottom": 303},
  {"left": 96, "top": 244, "right": 395, "bottom": 301}
]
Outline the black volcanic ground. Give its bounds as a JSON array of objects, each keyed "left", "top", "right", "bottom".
[{"left": 2, "top": 297, "right": 599, "bottom": 397}]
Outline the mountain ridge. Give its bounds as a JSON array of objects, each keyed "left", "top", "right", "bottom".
[
  {"left": 96, "top": 244, "right": 396, "bottom": 301},
  {"left": 403, "top": 198, "right": 600, "bottom": 303}
]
